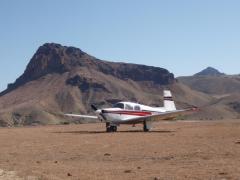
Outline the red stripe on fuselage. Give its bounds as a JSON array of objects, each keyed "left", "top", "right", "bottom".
[{"left": 103, "top": 110, "right": 152, "bottom": 116}]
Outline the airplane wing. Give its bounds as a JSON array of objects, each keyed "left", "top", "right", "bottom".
[
  {"left": 120, "top": 108, "right": 197, "bottom": 124},
  {"left": 65, "top": 114, "right": 98, "bottom": 119}
]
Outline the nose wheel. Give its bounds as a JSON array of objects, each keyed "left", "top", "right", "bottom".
[{"left": 106, "top": 123, "right": 117, "bottom": 132}]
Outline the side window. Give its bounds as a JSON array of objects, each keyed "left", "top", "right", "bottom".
[
  {"left": 125, "top": 104, "right": 134, "bottom": 110},
  {"left": 114, "top": 103, "right": 124, "bottom": 109},
  {"left": 134, "top": 105, "right": 141, "bottom": 111}
]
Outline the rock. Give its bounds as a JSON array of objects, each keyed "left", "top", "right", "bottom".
[
  {"left": 235, "top": 140, "right": 240, "bottom": 144},
  {"left": 124, "top": 170, "right": 132, "bottom": 173},
  {"left": 104, "top": 153, "right": 111, "bottom": 156},
  {"left": 219, "top": 172, "right": 228, "bottom": 175},
  {"left": 162, "top": 156, "right": 174, "bottom": 160}
]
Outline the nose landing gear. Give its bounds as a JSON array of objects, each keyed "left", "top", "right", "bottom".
[{"left": 106, "top": 122, "right": 117, "bottom": 132}]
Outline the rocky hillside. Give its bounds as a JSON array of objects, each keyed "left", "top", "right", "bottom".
[
  {"left": 179, "top": 74, "right": 240, "bottom": 95},
  {"left": 0, "top": 43, "right": 210, "bottom": 126},
  {"left": 178, "top": 69, "right": 240, "bottom": 120}
]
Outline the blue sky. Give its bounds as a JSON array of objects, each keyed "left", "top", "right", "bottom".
[{"left": 0, "top": 0, "right": 240, "bottom": 91}]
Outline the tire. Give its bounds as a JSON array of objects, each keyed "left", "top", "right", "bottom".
[
  {"left": 106, "top": 123, "right": 117, "bottom": 132},
  {"left": 106, "top": 127, "right": 111, "bottom": 132},
  {"left": 112, "top": 126, "right": 117, "bottom": 132}
]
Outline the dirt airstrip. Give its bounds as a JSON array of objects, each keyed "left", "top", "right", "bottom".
[{"left": 0, "top": 120, "right": 239, "bottom": 180}]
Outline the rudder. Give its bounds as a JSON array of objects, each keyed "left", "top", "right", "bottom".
[{"left": 163, "top": 90, "right": 176, "bottom": 111}]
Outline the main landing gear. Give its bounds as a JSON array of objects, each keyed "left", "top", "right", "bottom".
[
  {"left": 143, "top": 121, "right": 150, "bottom": 132},
  {"left": 106, "top": 122, "right": 117, "bottom": 132}
]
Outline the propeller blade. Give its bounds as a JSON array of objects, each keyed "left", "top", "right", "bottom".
[
  {"left": 91, "top": 104, "right": 98, "bottom": 111},
  {"left": 91, "top": 104, "right": 107, "bottom": 122}
]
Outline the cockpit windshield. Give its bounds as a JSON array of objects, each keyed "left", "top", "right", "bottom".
[{"left": 113, "top": 103, "right": 124, "bottom": 109}]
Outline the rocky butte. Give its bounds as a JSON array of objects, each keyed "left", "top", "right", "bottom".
[{"left": 0, "top": 43, "right": 185, "bottom": 126}]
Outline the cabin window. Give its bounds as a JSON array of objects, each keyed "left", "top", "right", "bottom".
[
  {"left": 134, "top": 105, "right": 141, "bottom": 111},
  {"left": 113, "top": 103, "right": 124, "bottom": 109},
  {"left": 125, "top": 104, "right": 134, "bottom": 110}
]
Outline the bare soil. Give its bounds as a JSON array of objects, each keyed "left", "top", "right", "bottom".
[{"left": 0, "top": 120, "right": 240, "bottom": 180}]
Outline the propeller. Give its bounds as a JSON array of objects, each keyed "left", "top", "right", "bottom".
[
  {"left": 91, "top": 104, "right": 98, "bottom": 111},
  {"left": 91, "top": 104, "right": 106, "bottom": 122}
]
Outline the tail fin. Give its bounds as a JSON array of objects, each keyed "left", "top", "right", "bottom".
[{"left": 163, "top": 90, "right": 176, "bottom": 111}]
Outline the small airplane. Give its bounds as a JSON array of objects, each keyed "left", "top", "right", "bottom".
[{"left": 65, "top": 90, "right": 198, "bottom": 132}]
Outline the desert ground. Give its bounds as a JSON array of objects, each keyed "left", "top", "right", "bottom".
[{"left": 0, "top": 120, "right": 240, "bottom": 180}]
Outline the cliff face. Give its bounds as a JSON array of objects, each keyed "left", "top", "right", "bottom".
[
  {"left": 0, "top": 43, "right": 182, "bottom": 126},
  {"left": 3, "top": 43, "right": 96, "bottom": 94}
]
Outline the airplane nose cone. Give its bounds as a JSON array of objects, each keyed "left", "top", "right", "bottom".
[{"left": 96, "top": 109, "right": 102, "bottom": 114}]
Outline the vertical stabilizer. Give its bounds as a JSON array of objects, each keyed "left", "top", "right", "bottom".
[{"left": 163, "top": 90, "right": 176, "bottom": 111}]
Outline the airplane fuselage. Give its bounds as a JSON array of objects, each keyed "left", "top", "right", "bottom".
[{"left": 98, "top": 102, "right": 167, "bottom": 124}]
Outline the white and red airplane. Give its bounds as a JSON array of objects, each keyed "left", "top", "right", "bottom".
[{"left": 65, "top": 90, "right": 197, "bottom": 132}]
